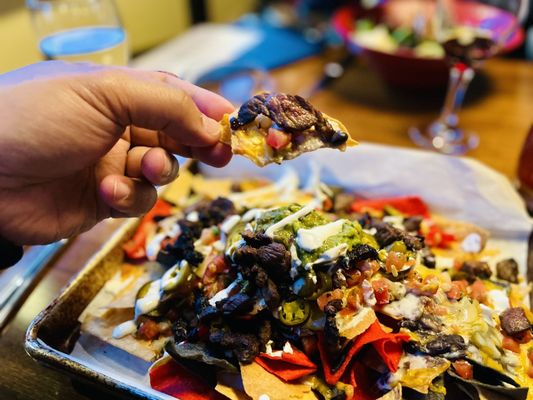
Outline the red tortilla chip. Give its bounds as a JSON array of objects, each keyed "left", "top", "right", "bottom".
[
  {"left": 350, "top": 196, "right": 429, "bottom": 218},
  {"left": 149, "top": 357, "right": 226, "bottom": 400},
  {"left": 255, "top": 347, "right": 317, "bottom": 381},
  {"left": 123, "top": 199, "right": 172, "bottom": 260},
  {"left": 318, "top": 321, "right": 410, "bottom": 385}
]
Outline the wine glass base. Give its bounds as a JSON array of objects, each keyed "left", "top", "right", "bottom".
[{"left": 408, "top": 122, "right": 479, "bottom": 155}]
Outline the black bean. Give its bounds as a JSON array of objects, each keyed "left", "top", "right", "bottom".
[{"left": 330, "top": 130, "right": 349, "bottom": 146}]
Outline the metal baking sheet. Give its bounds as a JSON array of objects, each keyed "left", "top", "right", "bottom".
[{"left": 25, "top": 144, "right": 533, "bottom": 399}]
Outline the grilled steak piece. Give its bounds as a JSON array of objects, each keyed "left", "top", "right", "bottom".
[
  {"left": 460, "top": 261, "right": 492, "bottom": 282},
  {"left": 500, "top": 307, "right": 531, "bottom": 337},
  {"left": 496, "top": 258, "right": 519, "bottom": 284}
]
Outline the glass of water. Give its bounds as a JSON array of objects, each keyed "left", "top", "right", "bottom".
[{"left": 26, "top": 0, "right": 129, "bottom": 66}]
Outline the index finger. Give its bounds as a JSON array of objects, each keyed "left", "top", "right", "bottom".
[{"left": 86, "top": 69, "right": 227, "bottom": 148}]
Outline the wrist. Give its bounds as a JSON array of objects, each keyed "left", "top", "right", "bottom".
[{"left": 0, "top": 235, "right": 23, "bottom": 269}]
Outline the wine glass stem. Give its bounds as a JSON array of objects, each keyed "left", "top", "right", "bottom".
[{"left": 438, "top": 64, "right": 475, "bottom": 130}]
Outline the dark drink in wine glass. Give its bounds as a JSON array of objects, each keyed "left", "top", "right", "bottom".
[{"left": 409, "top": 0, "right": 527, "bottom": 155}]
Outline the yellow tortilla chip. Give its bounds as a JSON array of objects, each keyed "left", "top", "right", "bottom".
[
  {"left": 219, "top": 104, "right": 357, "bottom": 168},
  {"left": 191, "top": 174, "right": 233, "bottom": 199},
  {"left": 240, "top": 361, "right": 316, "bottom": 400}
]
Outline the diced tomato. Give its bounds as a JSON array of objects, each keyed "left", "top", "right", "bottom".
[
  {"left": 468, "top": 279, "right": 488, "bottom": 304},
  {"left": 346, "top": 288, "right": 363, "bottom": 311},
  {"left": 372, "top": 279, "right": 391, "bottom": 305},
  {"left": 202, "top": 255, "right": 228, "bottom": 285},
  {"left": 137, "top": 319, "right": 160, "bottom": 341},
  {"left": 316, "top": 289, "right": 344, "bottom": 311},
  {"left": 357, "top": 259, "right": 380, "bottom": 275},
  {"left": 345, "top": 269, "right": 362, "bottom": 287},
  {"left": 322, "top": 197, "right": 333, "bottom": 212},
  {"left": 350, "top": 196, "right": 429, "bottom": 217},
  {"left": 266, "top": 127, "right": 291, "bottom": 149},
  {"left": 123, "top": 199, "right": 173, "bottom": 260},
  {"left": 425, "top": 225, "right": 455, "bottom": 249},
  {"left": 447, "top": 280, "right": 469, "bottom": 300},
  {"left": 406, "top": 275, "right": 439, "bottom": 297},
  {"left": 502, "top": 336, "right": 521, "bottom": 353},
  {"left": 452, "top": 360, "right": 473, "bottom": 380},
  {"left": 514, "top": 330, "right": 533, "bottom": 344},
  {"left": 385, "top": 252, "right": 407, "bottom": 273}
]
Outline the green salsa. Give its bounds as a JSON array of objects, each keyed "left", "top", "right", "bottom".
[{"left": 255, "top": 204, "right": 366, "bottom": 266}]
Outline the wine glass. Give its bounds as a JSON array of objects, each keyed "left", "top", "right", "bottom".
[
  {"left": 409, "top": 0, "right": 527, "bottom": 155},
  {"left": 26, "top": 0, "right": 129, "bottom": 66}
]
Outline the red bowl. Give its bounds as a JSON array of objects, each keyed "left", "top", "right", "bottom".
[{"left": 332, "top": 1, "right": 525, "bottom": 89}]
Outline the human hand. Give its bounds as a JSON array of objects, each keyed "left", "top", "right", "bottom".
[{"left": 0, "top": 61, "right": 234, "bottom": 245}]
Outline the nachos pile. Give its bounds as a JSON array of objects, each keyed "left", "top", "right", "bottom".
[{"left": 81, "top": 171, "right": 533, "bottom": 400}]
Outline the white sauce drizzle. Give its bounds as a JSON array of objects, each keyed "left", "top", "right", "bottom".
[
  {"left": 145, "top": 232, "right": 167, "bottom": 261},
  {"left": 265, "top": 204, "right": 315, "bottom": 238},
  {"left": 134, "top": 279, "right": 161, "bottom": 318},
  {"left": 283, "top": 341, "right": 294, "bottom": 354},
  {"left": 241, "top": 208, "right": 265, "bottom": 222},
  {"left": 221, "top": 215, "right": 241, "bottom": 234},
  {"left": 112, "top": 320, "right": 137, "bottom": 339},
  {"left": 296, "top": 219, "right": 347, "bottom": 251},
  {"left": 208, "top": 279, "right": 240, "bottom": 307},
  {"left": 309, "top": 243, "right": 349, "bottom": 266},
  {"left": 186, "top": 211, "right": 199, "bottom": 222},
  {"left": 289, "top": 244, "right": 302, "bottom": 279}
]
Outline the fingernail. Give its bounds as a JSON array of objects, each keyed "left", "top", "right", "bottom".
[
  {"left": 114, "top": 180, "right": 130, "bottom": 201},
  {"left": 163, "top": 154, "right": 179, "bottom": 178},
  {"left": 202, "top": 115, "right": 221, "bottom": 138}
]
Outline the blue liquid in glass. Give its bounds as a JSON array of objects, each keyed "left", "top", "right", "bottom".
[{"left": 40, "top": 26, "right": 126, "bottom": 59}]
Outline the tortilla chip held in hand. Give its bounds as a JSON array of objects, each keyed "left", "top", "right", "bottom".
[{"left": 220, "top": 92, "right": 357, "bottom": 167}]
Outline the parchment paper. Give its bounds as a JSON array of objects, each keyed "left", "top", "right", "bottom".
[{"left": 70, "top": 143, "right": 532, "bottom": 399}]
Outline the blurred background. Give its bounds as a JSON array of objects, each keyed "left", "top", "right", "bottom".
[
  {"left": 0, "top": 0, "right": 531, "bottom": 165},
  {"left": 2, "top": 0, "right": 531, "bottom": 73}
]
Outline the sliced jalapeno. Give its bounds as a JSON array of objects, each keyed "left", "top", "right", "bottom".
[
  {"left": 389, "top": 240, "right": 407, "bottom": 253},
  {"left": 307, "top": 272, "right": 333, "bottom": 300},
  {"left": 293, "top": 274, "right": 316, "bottom": 298},
  {"left": 279, "top": 299, "right": 310, "bottom": 326},
  {"left": 161, "top": 260, "right": 191, "bottom": 292}
]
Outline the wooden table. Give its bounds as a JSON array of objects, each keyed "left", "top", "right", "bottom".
[{"left": 0, "top": 55, "right": 532, "bottom": 400}]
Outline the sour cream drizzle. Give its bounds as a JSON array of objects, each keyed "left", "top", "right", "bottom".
[
  {"left": 296, "top": 219, "right": 347, "bottom": 251},
  {"left": 112, "top": 320, "right": 137, "bottom": 339},
  {"left": 265, "top": 204, "right": 315, "bottom": 238},
  {"left": 134, "top": 279, "right": 161, "bottom": 318},
  {"left": 221, "top": 215, "right": 241, "bottom": 234}
]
